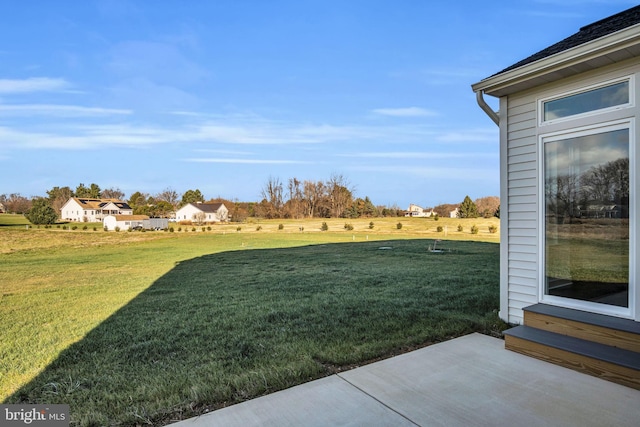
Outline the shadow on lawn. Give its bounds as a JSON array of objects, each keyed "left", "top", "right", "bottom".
[{"left": 6, "top": 239, "right": 502, "bottom": 426}]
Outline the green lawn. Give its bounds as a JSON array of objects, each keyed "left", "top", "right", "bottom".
[{"left": 1, "top": 216, "right": 502, "bottom": 426}]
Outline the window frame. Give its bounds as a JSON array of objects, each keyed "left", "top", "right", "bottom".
[
  {"left": 538, "top": 76, "right": 634, "bottom": 126},
  {"left": 538, "top": 118, "right": 636, "bottom": 319}
]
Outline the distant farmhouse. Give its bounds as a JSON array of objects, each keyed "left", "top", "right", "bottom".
[
  {"left": 404, "top": 204, "right": 434, "bottom": 217},
  {"left": 61, "top": 198, "right": 133, "bottom": 222},
  {"left": 175, "top": 202, "right": 229, "bottom": 223}
]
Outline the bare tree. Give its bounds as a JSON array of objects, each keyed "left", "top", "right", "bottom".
[
  {"left": 261, "top": 176, "right": 284, "bottom": 218},
  {"left": 327, "top": 173, "right": 353, "bottom": 218},
  {"left": 285, "top": 177, "right": 304, "bottom": 218},
  {"left": 102, "top": 187, "right": 125, "bottom": 200},
  {"left": 475, "top": 196, "right": 500, "bottom": 218},
  {"left": 3, "top": 193, "right": 31, "bottom": 214},
  {"left": 302, "top": 180, "right": 326, "bottom": 218},
  {"left": 156, "top": 187, "right": 179, "bottom": 209}
]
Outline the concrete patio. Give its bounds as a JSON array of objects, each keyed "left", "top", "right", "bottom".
[{"left": 171, "top": 333, "right": 640, "bottom": 426}]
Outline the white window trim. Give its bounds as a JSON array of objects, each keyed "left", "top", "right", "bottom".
[
  {"left": 538, "top": 118, "right": 636, "bottom": 319},
  {"left": 538, "top": 75, "right": 635, "bottom": 126}
]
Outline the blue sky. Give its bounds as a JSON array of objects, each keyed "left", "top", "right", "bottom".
[{"left": 1, "top": 0, "right": 636, "bottom": 208}]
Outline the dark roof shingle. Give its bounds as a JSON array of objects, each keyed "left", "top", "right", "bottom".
[{"left": 494, "top": 5, "right": 640, "bottom": 76}]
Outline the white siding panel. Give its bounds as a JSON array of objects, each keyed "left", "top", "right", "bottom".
[
  {"left": 509, "top": 194, "right": 537, "bottom": 205},
  {"left": 508, "top": 211, "right": 537, "bottom": 221},
  {"left": 508, "top": 161, "right": 535, "bottom": 173},
  {"left": 507, "top": 203, "right": 535, "bottom": 213},
  {"left": 508, "top": 250, "right": 537, "bottom": 264},
  {"left": 508, "top": 128, "right": 536, "bottom": 141},
  {"left": 509, "top": 275, "right": 537, "bottom": 287},
  {"left": 508, "top": 219, "right": 536, "bottom": 229},
  {"left": 509, "top": 267, "right": 537, "bottom": 280},
  {"left": 508, "top": 118, "right": 535, "bottom": 133},
  {"left": 508, "top": 186, "right": 535, "bottom": 197},
  {"left": 508, "top": 176, "right": 536, "bottom": 188},
  {"left": 509, "top": 169, "right": 537, "bottom": 181},
  {"left": 509, "top": 241, "right": 537, "bottom": 253},
  {"left": 509, "top": 284, "right": 537, "bottom": 296},
  {"left": 508, "top": 152, "right": 537, "bottom": 165},
  {"left": 509, "top": 260, "right": 537, "bottom": 272},
  {"left": 506, "top": 91, "right": 538, "bottom": 325},
  {"left": 509, "top": 136, "right": 536, "bottom": 149},
  {"left": 509, "top": 293, "right": 537, "bottom": 309},
  {"left": 508, "top": 227, "right": 536, "bottom": 238},
  {"left": 508, "top": 144, "right": 536, "bottom": 157}
]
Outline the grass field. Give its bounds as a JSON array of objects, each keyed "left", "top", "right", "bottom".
[{"left": 0, "top": 214, "right": 502, "bottom": 426}]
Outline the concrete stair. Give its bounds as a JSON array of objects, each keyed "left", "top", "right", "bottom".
[{"left": 503, "top": 304, "right": 640, "bottom": 390}]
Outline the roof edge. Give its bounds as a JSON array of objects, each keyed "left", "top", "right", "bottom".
[{"left": 472, "top": 23, "right": 640, "bottom": 97}]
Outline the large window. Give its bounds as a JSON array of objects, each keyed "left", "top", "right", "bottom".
[{"left": 543, "top": 124, "right": 630, "bottom": 308}]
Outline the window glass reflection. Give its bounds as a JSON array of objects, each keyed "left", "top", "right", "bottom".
[
  {"left": 544, "top": 81, "right": 629, "bottom": 121},
  {"left": 544, "top": 128, "right": 629, "bottom": 307}
]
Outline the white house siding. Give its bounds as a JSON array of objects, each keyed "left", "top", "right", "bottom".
[
  {"left": 502, "top": 59, "right": 640, "bottom": 324},
  {"left": 504, "top": 89, "right": 539, "bottom": 324}
]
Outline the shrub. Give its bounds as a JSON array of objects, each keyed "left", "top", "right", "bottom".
[
  {"left": 177, "top": 227, "right": 182, "bottom": 232},
  {"left": 169, "top": 227, "right": 175, "bottom": 233},
  {"left": 434, "top": 215, "right": 439, "bottom": 221},
  {"left": 256, "top": 225, "right": 262, "bottom": 231},
  {"left": 62, "top": 225, "right": 67, "bottom": 230},
  {"left": 344, "top": 223, "right": 353, "bottom": 231},
  {"left": 83, "top": 225, "right": 88, "bottom": 230},
  {"left": 369, "top": 221, "right": 374, "bottom": 229},
  {"left": 457, "top": 224, "right": 463, "bottom": 232},
  {"left": 436, "top": 226, "right": 444, "bottom": 232},
  {"left": 278, "top": 223, "right": 284, "bottom": 230},
  {"left": 202, "top": 227, "right": 206, "bottom": 232},
  {"left": 488, "top": 225, "right": 498, "bottom": 234},
  {"left": 471, "top": 225, "right": 479, "bottom": 234},
  {"left": 396, "top": 222, "right": 403, "bottom": 230},
  {"left": 207, "top": 226, "right": 212, "bottom": 231},
  {"left": 191, "top": 227, "right": 196, "bottom": 232},
  {"left": 236, "top": 226, "right": 242, "bottom": 232},
  {"left": 321, "top": 222, "right": 328, "bottom": 231},
  {"left": 93, "top": 227, "right": 97, "bottom": 231},
  {"left": 115, "top": 226, "right": 120, "bottom": 232},
  {"left": 72, "top": 225, "right": 78, "bottom": 230}
]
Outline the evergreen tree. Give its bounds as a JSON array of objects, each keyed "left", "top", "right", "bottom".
[
  {"left": 25, "top": 198, "right": 58, "bottom": 224},
  {"left": 458, "top": 195, "right": 478, "bottom": 218}
]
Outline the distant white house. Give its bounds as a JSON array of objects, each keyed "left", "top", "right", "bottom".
[
  {"left": 449, "top": 208, "right": 459, "bottom": 218},
  {"left": 175, "top": 202, "right": 229, "bottom": 223},
  {"left": 103, "top": 215, "right": 169, "bottom": 231},
  {"left": 404, "top": 204, "right": 434, "bottom": 217},
  {"left": 61, "top": 198, "right": 133, "bottom": 222}
]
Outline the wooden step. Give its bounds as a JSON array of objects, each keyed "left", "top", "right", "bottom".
[
  {"left": 523, "top": 304, "right": 640, "bottom": 353},
  {"left": 504, "top": 325, "right": 640, "bottom": 390}
]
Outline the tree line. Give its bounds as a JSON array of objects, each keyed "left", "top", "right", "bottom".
[{"left": 1, "top": 174, "right": 499, "bottom": 224}]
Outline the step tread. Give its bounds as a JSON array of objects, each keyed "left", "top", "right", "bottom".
[
  {"left": 504, "top": 325, "right": 640, "bottom": 371},
  {"left": 524, "top": 304, "right": 640, "bottom": 335}
]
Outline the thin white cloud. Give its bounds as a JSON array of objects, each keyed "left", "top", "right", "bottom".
[
  {"left": 436, "top": 128, "right": 498, "bottom": 143},
  {"left": 372, "top": 107, "right": 437, "bottom": 117},
  {"left": 0, "top": 104, "right": 132, "bottom": 116},
  {"left": 342, "top": 151, "right": 497, "bottom": 159},
  {"left": 182, "top": 158, "right": 309, "bottom": 164},
  {"left": 0, "top": 77, "right": 70, "bottom": 94}
]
